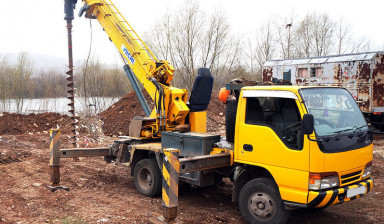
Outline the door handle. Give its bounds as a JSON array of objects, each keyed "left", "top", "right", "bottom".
[{"left": 243, "top": 144, "right": 253, "bottom": 152}]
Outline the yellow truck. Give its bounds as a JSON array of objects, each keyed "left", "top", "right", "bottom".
[
  {"left": 224, "top": 85, "right": 373, "bottom": 223},
  {"left": 49, "top": 84, "right": 374, "bottom": 224},
  {"left": 50, "top": 1, "right": 374, "bottom": 223}
]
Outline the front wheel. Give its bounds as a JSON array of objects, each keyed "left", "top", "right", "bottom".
[
  {"left": 133, "top": 158, "right": 162, "bottom": 197},
  {"left": 238, "top": 178, "right": 289, "bottom": 224}
]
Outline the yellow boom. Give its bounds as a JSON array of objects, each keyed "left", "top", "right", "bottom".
[{"left": 79, "top": 0, "right": 190, "bottom": 137}]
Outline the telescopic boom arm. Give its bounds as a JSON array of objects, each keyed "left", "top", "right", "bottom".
[{"left": 71, "top": 0, "right": 190, "bottom": 137}]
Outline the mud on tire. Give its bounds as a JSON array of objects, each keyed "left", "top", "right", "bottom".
[
  {"left": 238, "top": 178, "right": 289, "bottom": 224},
  {"left": 133, "top": 158, "right": 162, "bottom": 197}
]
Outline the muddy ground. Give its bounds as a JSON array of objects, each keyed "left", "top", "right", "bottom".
[
  {"left": 0, "top": 133, "right": 383, "bottom": 224},
  {"left": 0, "top": 93, "right": 383, "bottom": 223}
]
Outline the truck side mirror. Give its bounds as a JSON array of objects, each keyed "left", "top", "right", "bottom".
[{"left": 302, "top": 114, "right": 314, "bottom": 134}]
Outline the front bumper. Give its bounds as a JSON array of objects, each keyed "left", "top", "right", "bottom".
[{"left": 307, "top": 178, "right": 373, "bottom": 208}]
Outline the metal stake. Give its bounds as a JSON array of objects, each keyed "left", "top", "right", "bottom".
[{"left": 47, "top": 129, "right": 69, "bottom": 192}]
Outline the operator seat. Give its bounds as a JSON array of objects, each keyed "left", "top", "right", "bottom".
[{"left": 188, "top": 68, "right": 214, "bottom": 112}]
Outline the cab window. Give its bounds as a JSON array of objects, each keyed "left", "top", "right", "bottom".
[{"left": 245, "top": 97, "right": 302, "bottom": 149}]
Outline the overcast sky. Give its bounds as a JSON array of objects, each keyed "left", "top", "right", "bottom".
[{"left": 0, "top": 0, "right": 383, "bottom": 69}]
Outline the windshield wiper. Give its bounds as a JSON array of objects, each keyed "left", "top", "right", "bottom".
[
  {"left": 332, "top": 125, "right": 368, "bottom": 135},
  {"left": 323, "top": 125, "right": 369, "bottom": 141}
]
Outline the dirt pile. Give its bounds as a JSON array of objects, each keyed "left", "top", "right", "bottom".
[
  {"left": 100, "top": 91, "right": 150, "bottom": 136},
  {"left": 0, "top": 91, "right": 226, "bottom": 137},
  {"left": 0, "top": 112, "right": 72, "bottom": 135},
  {"left": 206, "top": 91, "right": 226, "bottom": 132},
  {"left": 100, "top": 91, "right": 226, "bottom": 136}
]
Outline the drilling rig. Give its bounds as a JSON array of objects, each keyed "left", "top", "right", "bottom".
[{"left": 48, "top": 1, "right": 374, "bottom": 223}]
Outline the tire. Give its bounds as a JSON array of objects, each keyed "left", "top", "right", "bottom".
[
  {"left": 238, "top": 178, "right": 289, "bottom": 224},
  {"left": 133, "top": 158, "right": 162, "bottom": 197},
  {"left": 226, "top": 99, "right": 238, "bottom": 143},
  {"left": 371, "top": 114, "right": 384, "bottom": 132}
]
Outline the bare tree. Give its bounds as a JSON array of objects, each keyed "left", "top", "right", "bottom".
[
  {"left": 200, "top": 12, "right": 243, "bottom": 88},
  {"left": 172, "top": 1, "right": 203, "bottom": 90},
  {"left": 212, "top": 36, "right": 243, "bottom": 88},
  {"left": 77, "top": 57, "right": 106, "bottom": 114},
  {"left": 255, "top": 21, "right": 275, "bottom": 72},
  {"left": 275, "top": 12, "right": 296, "bottom": 59},
  {"left": 311, "top": 13, "right": 335, "bottom": 56},
  {"left": 144, "top": 0, "right": 239, "bottom": 91},
  {"left": 295, "top": 14, "right": 313, "bottom": 57},
  {"left": 76, "top": 57, "right": 131, "bottom": 114},
  {"left": 31, "top": 69, "right": 67, "bottom": 98},
  {"left": 244, "top": 38, "right": 257, "bottom": 77},
  {"left": 144, "top": 15, "right": 174, "bottom": 61},
  {"left": 294, "top": 12, "right": 373, "bottom": 57},
  {"left": 335, "top": 18, "right": 352, "bottom": 54},
  {"left": 10, "top": 52, "right": 33, "bottom": 113},
  {"left": 144, "top": 8, "right": 376, "bottom": 88},
  {"left": 244, "top": 21, "right": 275, "bottom": 80},
  {"left": 103, "top": 64, "right": 131, "bottom": 98},
  {"left": 201, "top": 11, "right": 229, "bottom": 70},
  {"left": 0, "top": 55, "right": 11, "bottom": 111},
  {"left": 350, "top": 37, "right": 372, "bottom": 53}
]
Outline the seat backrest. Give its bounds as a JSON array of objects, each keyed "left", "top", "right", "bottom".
[
  {"left": 268, "top": 99, "right": 299, "bottom": 133},
  {"left": 281, "top": 99, "right": 300, "bottom": 123},
  {"left": 246, "top": 98, "right": 264, "bottom": 123},
  {"left": 189, "top": 68, "right": 214, "bottom": 112}
]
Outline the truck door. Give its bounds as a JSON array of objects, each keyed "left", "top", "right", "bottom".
[{"left": 234, "top": 90, "right": 310, "bottom": 203}]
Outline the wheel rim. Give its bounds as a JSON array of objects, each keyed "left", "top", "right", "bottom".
[
  {"left": 248, "top": 192, "right": 276, "bottom": 221},
  {"left": 137, "top": 167, "right": 153, "bottom": 192}
]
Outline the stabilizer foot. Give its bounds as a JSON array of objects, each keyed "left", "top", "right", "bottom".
[
  {"left": 46, "top": 185, "right": 69, "bottom": 192},
  {"left": 155, "top": 215, "right": 183, "bottom": 224},
  {"left": 162, "top": 206, "right": 178, "bottom": 223}
]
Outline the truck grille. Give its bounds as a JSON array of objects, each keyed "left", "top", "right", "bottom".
[{"left": 340, "top": 170, "right": 362, "bottom": 185}]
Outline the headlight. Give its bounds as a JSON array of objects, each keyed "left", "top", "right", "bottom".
[
  {"left": 362, "top": 161, "right": 372, "bottom": 179},
  {"left": 309, "top": 172, "right": 339, "bottom": 190}
]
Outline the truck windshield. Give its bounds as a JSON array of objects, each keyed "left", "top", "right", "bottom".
[{"left": 300, "top": 88, "right": 368, "bottom": 137}]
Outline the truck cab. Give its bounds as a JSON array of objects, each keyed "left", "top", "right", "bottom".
[{"left": 231, "top": 86, "right": 373, "bottom": 223}]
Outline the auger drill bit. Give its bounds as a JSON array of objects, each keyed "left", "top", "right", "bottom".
[{"left": 65, "top": 0, "right": 79, "bottom": 148}]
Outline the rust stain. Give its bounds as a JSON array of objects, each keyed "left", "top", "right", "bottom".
[
  {"left": 355, "top": 62, "right": 372, "bottom": 112},
  {"left": 358, "top": 62, "right": 371, "bottom": 82},
  {"left": 262, "top": 68, "right": 273, "bottom": 82},
  {"left": 359, "top": 92, "right": 370, "bottom": 111},
  {"left": 333, "top": 64, "right": 342, "bottom": 82},
  {"left": 372, "top": 54, "right": 384, "bottom": 108},
  {"left": 265, "top": 53, "right": 384, "bottom": 113}
]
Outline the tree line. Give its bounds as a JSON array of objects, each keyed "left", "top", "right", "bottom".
[
  {"left": 0, "top": 53, "right": 131, "bottom": 113},
  {"left": 144, "top": 1, "right": 380, "bottom": 89},
  {"left": 0, "top": 1, "right": 382, "bottom": 113}
]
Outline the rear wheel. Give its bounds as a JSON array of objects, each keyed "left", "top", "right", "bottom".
[
  {"left": 239, "top": 178, "right": 289, "bottom": 224},
  {"left": 133, "top": 158, "right": 162, "bottom": 197}
]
